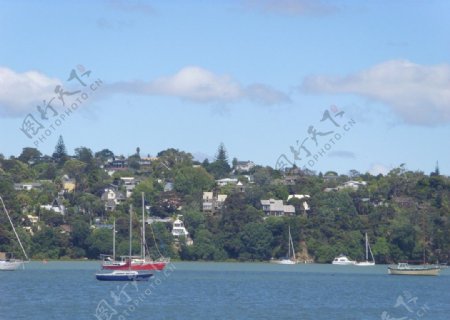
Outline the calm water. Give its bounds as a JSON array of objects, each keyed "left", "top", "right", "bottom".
[{"left": 1, "top": 261, "right": 449, "bottom": 320}]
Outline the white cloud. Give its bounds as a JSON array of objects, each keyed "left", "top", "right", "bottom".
[
  {"left": 112, "top": 66, "right": 290, "bottom": 105},
  {"left": 242, "top": 0, "right": 338, "bottom": 15},
  {"left": 148, "top": 66, "right": 242, "bottom": 103},
  {"left": 0, "top": 66, "right": 289, "bottom": 118},
  {"left": 0, "top": 67, "right": 61, "bottom": 117},
  {"left": 302, "top": 60, "right": 450, "bottom": 125}
]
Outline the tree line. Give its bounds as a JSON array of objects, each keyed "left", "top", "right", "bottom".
[{"left": 0, "top": 137, "right": 449, "bottom": 264}]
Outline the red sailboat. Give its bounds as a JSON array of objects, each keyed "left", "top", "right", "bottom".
[{"left": 101, "top": 194, "right": 169, "bottom": 271}]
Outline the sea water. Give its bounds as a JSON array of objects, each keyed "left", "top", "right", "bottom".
[{"left": 0, "top": 261, "right": 449, "bottom": 320}]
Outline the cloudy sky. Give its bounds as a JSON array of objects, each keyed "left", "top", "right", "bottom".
[{"left": 1, "top": 0, "right": 449, "bottom": 175}]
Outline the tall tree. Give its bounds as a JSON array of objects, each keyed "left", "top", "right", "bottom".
[
  {"left": 52, "top": 135, "right": 68, "bottom": 165},
  {"left": 208, "top": 143, "right": 231, "bottom": 179}
]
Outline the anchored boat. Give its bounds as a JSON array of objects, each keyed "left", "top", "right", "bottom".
[
  {"left": 388, "top": 263, "right": 441, "bottom": 276},
  {"left": 96, "top": 270, "right": 153, "bottom": 281},
  {"left": 355, "top": 233, "right": 375, "bottom": 266},
  {"left": 101, "top": 193, "right": 169, "bottom": 271},
  {"left": 271, "top": 225, "right": 297, "bottom": 265},
  {"left": 0, "top": 196, "right": 29, "bottom": 271},
  {"left": 332, "top": 254, "right": 356, "bottom": 265},
  {"left": 96, "top": 205, "right": 153, "bottom": 281}
]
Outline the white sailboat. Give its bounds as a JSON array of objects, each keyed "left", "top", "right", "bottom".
[
  {"left": 355, "top": 233, "right": 375, "bottom": 266},
  {"left": 272, "top": 226, "right": 297, "bottom": 265},
  {"left": 0, "top": 195, "right": 29, "bottom": 271}
]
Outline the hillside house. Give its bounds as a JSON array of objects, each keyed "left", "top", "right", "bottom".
[
  {"left": 261, "top": 199, "right": 295, "bottom": 217},
  {"left": 202, "top": 192, "right": 227, "bottom": 213},
  {"left": 101, "top": 188, "right": 126, "bottom": 211}
]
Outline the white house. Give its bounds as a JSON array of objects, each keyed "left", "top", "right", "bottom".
[
  {"left": 341, "top": 180, "right": 367, "bottom": 190},
  {"left": 216, "top": 178, "right": 238, "bottom": 186},
  {"left": 287, "top": 194, "right": 311, "bottom": 211},
  {"left": 40, "top": 198, "right": 65, "bottom": 215},
  {"left": 172, "top": 216, "right": 193, "bottom": 245},
  {"left": 14, "top": 182, "right": 42, "bottom": 191},
  {"left": 120, "top": 177, "right": 138, "bottom": 198},
  {"left": 325, "top": 180, "right": 367, "bottom": 192},
  {"left": 234, "top": 161, "right": 255, "bottom": 172},
  {"left": 261, "top": 199, "right": 295, "bottom": 217}
]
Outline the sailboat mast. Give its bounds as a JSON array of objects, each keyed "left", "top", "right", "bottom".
[
  {"left": 113, "top": 218, "right": 116, "bottom": 260},
  {"left": 290, "top": 227, "right": 296, "bottom": 260},
  {"left": 141, "top": 192, "right": 145, "bottom": 259},
  {"left": 365, "top": 233, "right": 369, "bottom": 261},
  {"left": 129, "top": 205, "right": 133, "bottom": 270},
  {"left": 288, "top": 226, "right": 291, "bottom": 258},
  {"left": 0, "top": 196, "right": 29, "bottom": 261}
]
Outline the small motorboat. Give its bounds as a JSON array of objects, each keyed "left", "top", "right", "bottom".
[
  {"left": 388, "top": 263, "right": 441, "bottom": 276},
  {"left": 96, "top": 270, "right": 153, "bottom": 281},
  {"left": 332, "top": 254, "right": 356, "bottom": 265}
]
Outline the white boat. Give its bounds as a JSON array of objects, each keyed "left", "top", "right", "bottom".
[
  {"left": 355, "top": 233, "right": 375, "bottom": 266},
  {"left": 332, "top": 254, "right": 356, "bottom": 265},
  {"left": 96, "top": 270, "right": 153, "bottom": 281},
  {"left": 0, "top": 196, "right": 29, "bottom": 271},
  {"left": 388, "top": 263, "right": 441, "bottom": 276},
  {"left": 0, "top": 255, "right": 25, "bottom": 271},
  {"left": 271, "top": 226, "right": 297, "bottom": 265}
]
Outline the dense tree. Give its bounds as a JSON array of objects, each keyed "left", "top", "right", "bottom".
[
  {"left": 173, "top": 166, "right": 215, "bottom": 200},
  {"left": 52, "top": 135, "right": 68, "bottom": 165},
  {"left": 207, "top": 143, "right": 231, "bottom": 179},
  {"left": 95, "top": 149, "right": 115, "bottom": 161},
  {"left": 75, "top": 147, "right": 94, "bottom": 165},
  {"left": 239, "top": 223, "right": 273, "bottom": 261},
  {"left": 18, "top": 147, "right": 42, "bottom": 164}
]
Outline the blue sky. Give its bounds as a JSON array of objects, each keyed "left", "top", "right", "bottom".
[{"left": 1, "top": 0, "right": 449, "bottom": 175}]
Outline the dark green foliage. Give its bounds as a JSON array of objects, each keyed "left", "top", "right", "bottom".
[
  {"left": 52, "top": 135, "right": 68, "bottom": 165},
  {"left": 206, "top": 143, "right": 231, "bottom": 179}
]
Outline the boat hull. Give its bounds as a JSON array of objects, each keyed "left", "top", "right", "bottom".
[
  {"left": 332, "top": 261, "right": 356, "bottom": 265},
  {"left": 271, "top": 259, "right": 297, "bottom": 265},
  {"left": 355, "top": 261, "right": 375, "bottom": 266},
  {"left": 96, "top": 271, "right": 153, "bottom": 281},
  {"left": 388, "top": 264, "right": 441, "bottom": 276},
  {"left": 0, "top": 260, "right": 23, "bottom": 271},
  {"left": 102, "top": 261, "right": 167, "bottom": 271},
  {"left": 388, "top": 267, "right": 440, "bottom": 276}
]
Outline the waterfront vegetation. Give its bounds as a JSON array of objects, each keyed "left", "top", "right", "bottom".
[{"left": 1, "top": 137, "right": 449, "bottom": 264}]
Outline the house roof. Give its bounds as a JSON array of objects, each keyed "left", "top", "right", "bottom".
[
  {"left": 284, "top": 205, "right": 296, "bottom": 214},
  {"left": 203, "top": 192, "right": 213, "bottom": 200},
  {"left": 217, "top": 194, "right": 227, "bottom": 202},
  {"left": 261, "top": 199, "right": 296, "bottom": 214}
]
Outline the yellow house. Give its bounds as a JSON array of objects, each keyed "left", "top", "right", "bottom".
[{"left": 63, "top": 176, "right": 76, "bottom": 193}]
